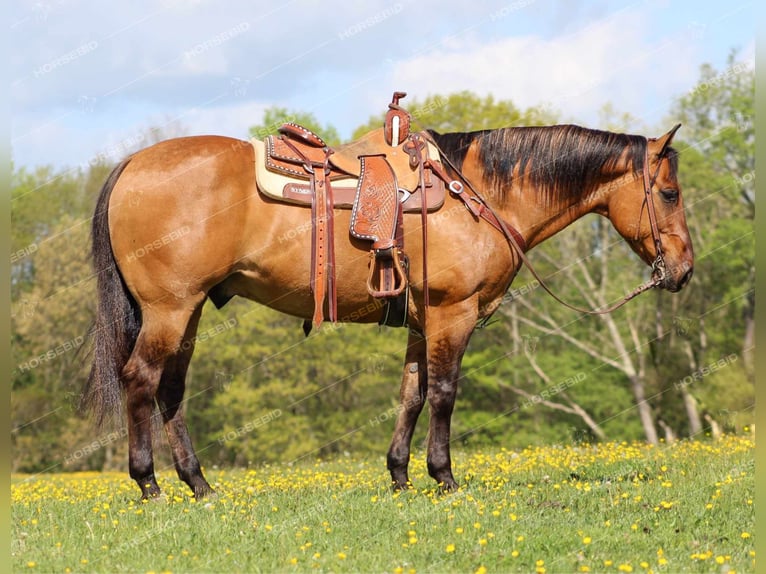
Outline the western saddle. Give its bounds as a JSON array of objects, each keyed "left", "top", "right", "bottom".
[{"left": 252, "top": 92, "right": 451, "bottom": 329}]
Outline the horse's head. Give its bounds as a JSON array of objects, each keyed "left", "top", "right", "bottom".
[{"left": 608, "top": 125, "right": 694, "bottom": 292}]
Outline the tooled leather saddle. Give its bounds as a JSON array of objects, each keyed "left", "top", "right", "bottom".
[{"left": 252, "top": 92, "right": 448, "bottom": 329}]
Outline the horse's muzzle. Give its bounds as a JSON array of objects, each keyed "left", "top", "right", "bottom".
[{"left": 664, "top": 265, "right": 693, "bottom": 293}]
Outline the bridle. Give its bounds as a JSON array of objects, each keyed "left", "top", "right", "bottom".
[
  {"left": 425, "top": 133, "right": 669, "bottom": 316},
  {"left": 639, "top": 145, "right": 668, "bottom": 288}
]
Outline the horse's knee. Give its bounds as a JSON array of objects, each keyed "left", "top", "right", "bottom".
[{"left": 427, "top": 379, "right": 457, "bottom": 415}]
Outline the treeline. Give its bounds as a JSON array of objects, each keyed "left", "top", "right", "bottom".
[{"left": 11, "top": 56, "right": 754, "bottom": 473}]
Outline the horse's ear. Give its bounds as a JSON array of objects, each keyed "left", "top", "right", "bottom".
[{"left": 649, "top": 123, "right": 681, "bottom": 156}]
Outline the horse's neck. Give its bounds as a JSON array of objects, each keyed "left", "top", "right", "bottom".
[{"left": 489, "top": 183, "right": 604, "bottom": 251}]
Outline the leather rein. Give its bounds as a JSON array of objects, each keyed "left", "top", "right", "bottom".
[{"left": 423, "top": 131, "right": 668, "bottom": 316}]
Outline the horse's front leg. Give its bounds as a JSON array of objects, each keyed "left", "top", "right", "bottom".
[
  {"left": 387, "top": 330, "right": 428, "bottom": 489},
  {"left": 424, "top": 303, "right": 476, "bottom": 491}
]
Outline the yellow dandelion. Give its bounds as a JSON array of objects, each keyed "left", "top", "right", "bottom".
[
  {"left": 583, "top": 536, "right": 592, "bottom": 544},
  {"left": 479, "top": 538, "right": 487, "bottom": 546},
  {"left": 474, "top": 567, "right": 487, "bottom": 574},
  {"left": 715, "top": 556, "right": 725, "bottom": 564},
  {"left": 337, "top": 552, "right": 346, "bottom": 560},
  {"left": 741, "top": 532, "right": 751, "bottom": 539},
  {"left": 446, "top": 544, "right": 456, "bottom": 553},
  {"left": 579, "top": 567, "right": 590, "bottom": 573},
  {"left": 511, "top": 550, "right": 520, "bottom": 558},
  {"left": 26, "top": 562, "right": 36, "bottom": 568},
  {"left": 618, "top": 564, "right": 633, "bottom": 572}
]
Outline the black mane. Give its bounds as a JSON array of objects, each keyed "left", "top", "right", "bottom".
[{"left": 429, "top": 125, "right": 676, "bottom": 206}]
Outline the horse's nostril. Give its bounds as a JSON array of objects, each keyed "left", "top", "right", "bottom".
[{"left": 679, "top": 267, "right": 693, "bottom": 289}]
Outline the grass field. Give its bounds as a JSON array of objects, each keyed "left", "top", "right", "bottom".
[{"left": 12, "top": 435, "right": 754, "bottom": 573}]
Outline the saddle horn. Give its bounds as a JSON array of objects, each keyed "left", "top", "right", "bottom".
[{"left": 385, "top": 91, "right": 410, "bottom": 147}]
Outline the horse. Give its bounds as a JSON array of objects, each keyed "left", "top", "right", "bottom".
[{"left": 82, "top": 122, "right": 693, "bottom": 499}]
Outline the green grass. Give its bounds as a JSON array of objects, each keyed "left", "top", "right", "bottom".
[{"left": 12, "top": 435, "right": 754, "bottom": 573}]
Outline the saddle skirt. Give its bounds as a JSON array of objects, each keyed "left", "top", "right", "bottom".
[{"left": 251, "top": 127, "right": 445, "bottom": 212}]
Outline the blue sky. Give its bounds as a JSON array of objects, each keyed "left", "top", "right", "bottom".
[{"left": 10, "top": 0, "right": 755, "bottom": 169}]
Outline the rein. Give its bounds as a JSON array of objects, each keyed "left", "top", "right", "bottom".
[{"left": 422, "top": 131, "right": 667, "bottom": 316}]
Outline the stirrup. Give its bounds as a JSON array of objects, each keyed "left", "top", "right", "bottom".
[{"left": 366, "top": 246, "right": 407, "bottom": 299}]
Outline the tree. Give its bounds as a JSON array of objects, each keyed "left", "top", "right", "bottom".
[
  {"left": 671, "top": 51, "right": 755, "bottom": 373},
  {"left": 485, "top": 56, "right": 755, "bottom": 443},
  {"left": 352, "top": 91, "right": 559, "bottom": 138}
]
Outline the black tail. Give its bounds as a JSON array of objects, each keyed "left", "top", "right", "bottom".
[{"left": 81, "top": 158, "right": 142, "bottom": 427}]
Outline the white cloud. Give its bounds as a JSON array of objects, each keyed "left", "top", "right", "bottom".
[
  {"left": 387, "top": 7, "right": 700, "bottom": 128},
  {"left": 9, "top": 0, "right": 753, "bottom": 168}
]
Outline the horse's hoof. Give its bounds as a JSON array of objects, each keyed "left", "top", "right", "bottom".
[
  {"left": 391, "top": 480, "right": 412, "bottom": 492},
  {"left": 438, "top": 479, "right": 460, "bottom": 494},
  {"left": 194, "top": 487, "right": 217, "bottom": 501},
  {"left": 141, "top": 491, "right": 167, "bottom": 503}
]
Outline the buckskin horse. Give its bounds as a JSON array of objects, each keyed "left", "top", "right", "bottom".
[{"left": 82, "top": 100, "right": 693, "bottom": 499}]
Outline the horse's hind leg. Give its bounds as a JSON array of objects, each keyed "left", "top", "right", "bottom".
[
  {"left": 123, "top": 303, "right": 201, "bottom": 499},
  {"left": 387, "top": 331, "right": 428, "bottom": 489},
  {"left": 156, "top": 304, "right": 214, "bottom": 499}
]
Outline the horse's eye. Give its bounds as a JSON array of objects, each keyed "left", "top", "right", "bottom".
[{"left": 660, "top": 189, "right": 679, "bottom": 204}]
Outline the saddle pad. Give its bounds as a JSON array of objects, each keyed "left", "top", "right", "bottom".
[
  {"left": 251, "top": 139, "right": 446, "bottom": 212},
  {"left": 253, "top": 138, "right": 359, "bottom": 204}
]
